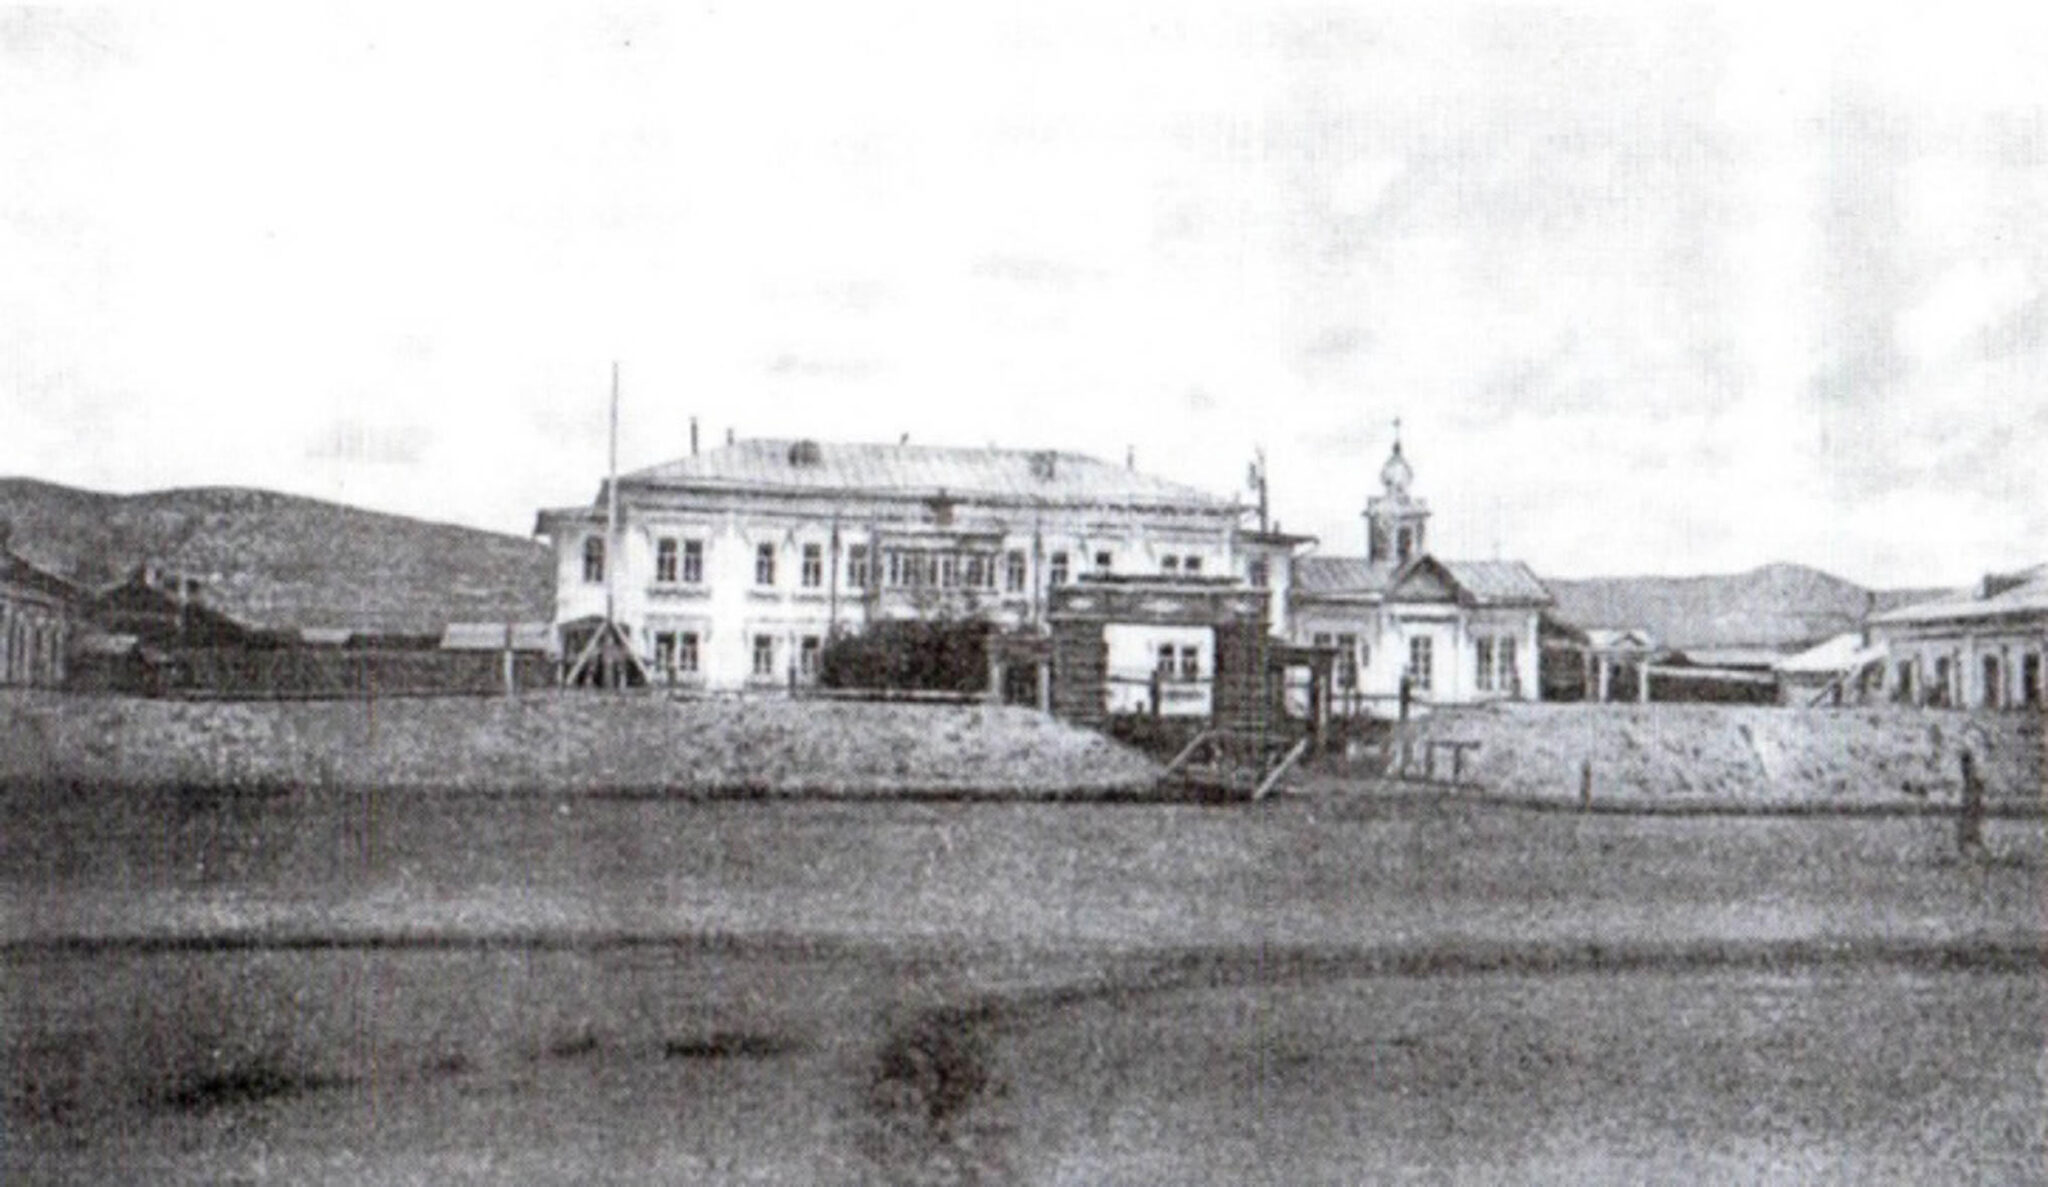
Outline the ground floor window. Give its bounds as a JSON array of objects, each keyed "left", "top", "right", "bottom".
[
  {"left": 1408, "top": 635, "right": 1433, "bottom": 692},
  {"left": 1178, "top": 645, "right": 1200, "bottom": 681},
  {"left": 652, "top": 630, "right": 702, "bottom": 678},
  {"left": 752, "top": 634, "right": 776, "bottom": 678},
  {"left": 799, "top": 635, "right": 821, "bottom": 679}
]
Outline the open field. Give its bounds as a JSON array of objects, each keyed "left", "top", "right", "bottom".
[
  {"left": 0, "top": 690, "right": 1161, "bottom": 797},
  {"left": 1400, "top": 703, "right": 2044, "bottom": 807},
  {"left": 5, "top": 786, "right": 2045, "bottom": 1181}
]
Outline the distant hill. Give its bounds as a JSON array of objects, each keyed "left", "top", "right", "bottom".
[
  {"left": 1541, "top": 563, "right": 1947, "bottom": 653},
  {"left": 0, "top": 478, "right": 551, "bottom": 636}
]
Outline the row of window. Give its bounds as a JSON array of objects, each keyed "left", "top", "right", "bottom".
[
  {"left": 586, "top": 535, "right": 1227, "bottom": 591},
  {"left": 649, "top": 629, "right": 825, "bottom": 681},
  {"left": 1306, "top": 633, "right": 1519, "bottom": 695}
]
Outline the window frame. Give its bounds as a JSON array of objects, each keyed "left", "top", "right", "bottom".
[
  {"left": 801, "top": 543, "right": 824, "bottom": 589},
  {"left": 681, "top": 539, "right": 704, "bottom": 585},
  {"left": 655, "top": 537, "right": 679, "bottom": 584},
  {"left": 754, "top": 542, "right": 777, "bottom": 587}
]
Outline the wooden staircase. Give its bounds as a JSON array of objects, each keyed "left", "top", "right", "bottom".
[{"left": 1158, "top": 726, "right": 1313, "bottom": 801}]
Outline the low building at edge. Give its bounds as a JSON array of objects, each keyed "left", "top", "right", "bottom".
[
  {"left": 1867, "top": 565, "right": 2047, "bottom": 710},
  {"left": 533, "top": 434, "right": 1549, "bottom": 715}
]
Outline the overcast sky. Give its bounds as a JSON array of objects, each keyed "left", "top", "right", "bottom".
[{"left": 3, "top": 3, "right": 2042, "bottom": 587}]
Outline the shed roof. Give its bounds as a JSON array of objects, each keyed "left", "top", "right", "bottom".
[
  {"left": 615, "top": 439, "right": 1235, "bottom": 510},
  {"left": 441, "top": 621, "right": 556, "bottom": 652},
  {"left": 1774, "top": 631, "right": 1887, "bottom": 675}
]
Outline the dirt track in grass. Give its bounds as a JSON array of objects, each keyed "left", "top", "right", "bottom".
[{"left": 5, "top": 787, "right": 2044, "bottom": 1182}]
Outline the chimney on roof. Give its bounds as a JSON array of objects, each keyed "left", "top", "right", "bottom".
[{"left": 690, "top": 416, "right": 699, "bottom": 456}]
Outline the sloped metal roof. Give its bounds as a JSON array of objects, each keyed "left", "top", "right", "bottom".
[
  {"left": 1293, "top": 556, "right": 1398, "bottom": 595},
  {"left": 1870, "top": 564, "right": 2048, "bottom": 626},
  {"left": 1294, "top": 555, "right": 1550, "bottom": 605},
  {"left": 616, "top": 439, "right": 1235, "bottom": 510},
  {"left": 1440, "top": 560, "right": 1552, "bottom": 605}
]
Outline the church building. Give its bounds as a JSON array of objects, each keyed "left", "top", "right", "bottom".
[{"left": 1280, "top": 433, "right": 1550, "bottom": 713}]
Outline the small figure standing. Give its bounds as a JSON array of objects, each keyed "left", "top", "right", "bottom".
[{"left": 1957, "top": 748, "right": 1987, "bottom": 858}]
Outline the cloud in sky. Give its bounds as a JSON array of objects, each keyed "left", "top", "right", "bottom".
[{"left": 1, "top": 3, "right": 2042, "bottom": 587}]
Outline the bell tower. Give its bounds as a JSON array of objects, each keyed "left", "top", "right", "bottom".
[{"left": 1365, "top": 420, "right": 1430, "bottom": 565}]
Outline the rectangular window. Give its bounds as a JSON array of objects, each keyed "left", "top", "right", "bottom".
[
  {"left": 1336, "top": 633, "right": 1358, "bottom": 690},
  {"left": 1179, "top": 646, "right": 1200, "bottom": 682},
  {"left": 1005, "top": 550, "right": 1026, "bottom": 593},
  {"left": 752, "top": 634, "right": 775, "bottom": 678},
  {"left": 1184, "top": 556, "right": 1202, "bottom": 576},
  {"left": 848, "top": 544, "right": 870, "bottom": 588},
  {"left": 1049, "top": 551, "right": 1069, "bottom": 586},
  {"left": 755, "top": 542, "right": 776, "bottom": 587},
  {"left": 682, "top": 539, "right": 704, "bottom": 584},
  {"left": 964, "top": 554, "right": 986, "bottom": 588},
  {"left": 1476, "top": 637, "right": 1495, "bottom": 691},
  {"left": 678, "top": 631, "right": 699, "bottom": 674},
  {"left": 655, "top": 538, "right": 679, "bottom": 583},
  {"left": 1160, "top": 556, "right": 1179, "bottom": 574},
  {"left": 939, "top": 553, "right": 959, "bottom": 588},
  {"left": 1409, "top": 635, "right": 1434, "bottom": 692},
  {"left": 1094, "top": 550, "right": 1113, "bottom": 573},
  {"left": 799, "top": 635, "right": 821, "bottom": 679},
  {"left": 654, "top": 631, "right": 677, "bottom": 672},
  {"left": 582, "top": 536, "right": 605, "bottom": 584},
  {"left": 1156, "top": 643, "right": 1176, "bottom": 677},
  {"left": 801, "top": 543, "right": 823, "bottom": 588},
  {"left": 1498, "top": 637, "right": 1518, "bottom": 693},
  {"left": 1248, "top": 558, "right": 1269, "bottom": 588}
]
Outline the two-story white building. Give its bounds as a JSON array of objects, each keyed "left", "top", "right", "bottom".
[{"left": 534, "top": 438, "right": 1279, "bottom": 693}]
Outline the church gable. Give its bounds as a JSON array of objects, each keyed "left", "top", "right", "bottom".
[{"left": 1388, "top": 556, "right": 1460, "bottom": 603}]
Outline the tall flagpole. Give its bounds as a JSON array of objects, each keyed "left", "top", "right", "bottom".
[{"left": 606, "top": 361, "right": 619, "bottom": 632}]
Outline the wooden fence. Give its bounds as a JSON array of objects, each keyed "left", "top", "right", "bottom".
[{"left": 74, "top": 646, "right": 555, "bottom": 700}]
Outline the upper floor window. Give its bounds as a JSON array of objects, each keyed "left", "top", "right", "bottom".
[
  {"left": 801, "top": 543, "right": 823, "bottom": 588},
  {"left": 1005, "top": 550, "right": 1027, "bottom": 593},
  {"left": 1248, "top": 558, "right": 1270, "bottom": 589},
  {"left": 582, "top": 536, "right": 605, "bottom": 584},
  {"left": 1161, "top": 556, "right": 1180, "bottom": 575},
  {"left": 682, "top": 539, "right": 704, "bottom": 584},
  {"left": 848, "top": 544, "right": 870, "bottom": 589},
  {"left": 1336, "top": 633, "right": 1358, "bottom": 689},
  {"left": 1183, "top": 556, "right": 1203, "bottom": 576},
  {"left": 655, "top": 538, "right": 679, "bottom": 583},
  {"left": 1475, "top": 637, "right": 1496, "bottom": 691},
  {"left": 1094, "top": 550, "right": 1113, "bottom": 573},
  {"left": 964, "top": 554, "right": 987, "bottom": 589},
  {"left": 938, "top": 553, "right": 959, "bottom": 588},
  {"left": 1178, "top": 645, "right": 1200, "bottom": 682},
  {"left": 1048, "top": 551, "right": 1070, "bottom": 586},
  {"left": 755, "top": 542, "right": 777, "bottom": 587}
]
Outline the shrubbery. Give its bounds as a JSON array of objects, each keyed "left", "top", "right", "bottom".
[{"left": 818, "top": 618, "right": 993, "bottom": 693}]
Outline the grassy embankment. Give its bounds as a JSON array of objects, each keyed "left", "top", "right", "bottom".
[
  {"left": 0, "top": 689, "right": 1160, "bottom": 796},
  {"left": 1388, "top": 702, "right": 2043, "bottom": 807}
]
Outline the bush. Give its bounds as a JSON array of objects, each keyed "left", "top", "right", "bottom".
[{"left": 819, "top": 618, "right": 993, "bottom": 693}]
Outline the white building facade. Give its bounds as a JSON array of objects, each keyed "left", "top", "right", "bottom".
[
  {"left": 1868, "top": 566, "right": 2047, "bottom": 710},
  {"left": 535, "top": 439, "right": 1276, "bottom": 693}
]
